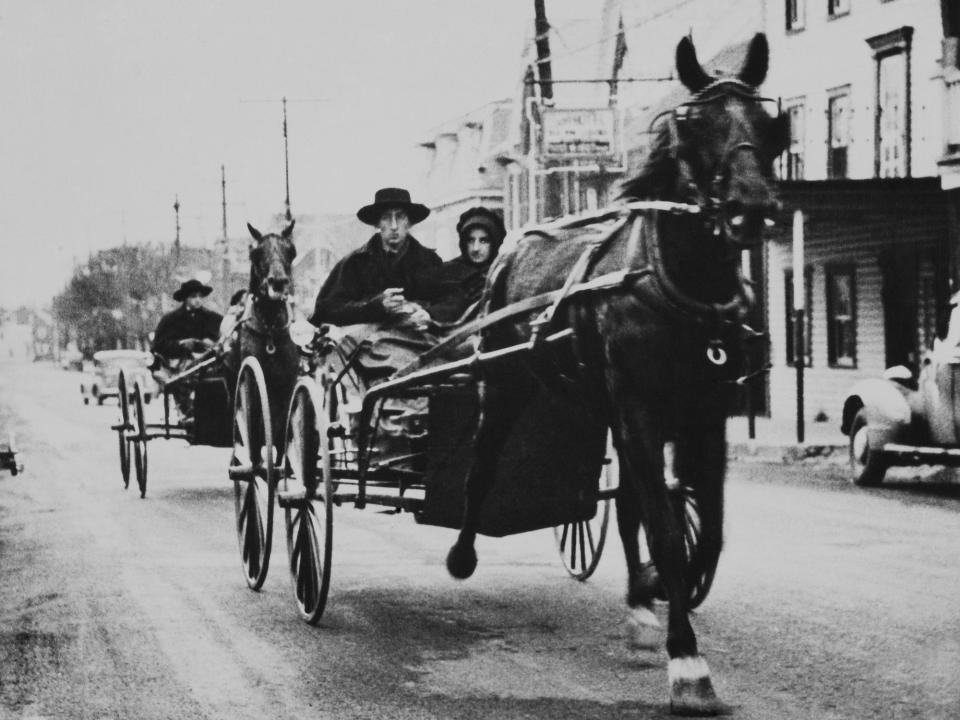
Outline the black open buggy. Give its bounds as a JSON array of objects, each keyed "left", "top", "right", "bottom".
[
  {"left": 229, "top": 206, "right": 716, "bottom": 624},
  {"left": 112, "top": 352, "right": 233, "bottom": 498}
]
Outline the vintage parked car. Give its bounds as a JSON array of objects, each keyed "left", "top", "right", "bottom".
[
  {"left": 841, "top": 310, "right": 960, "bottom": 486},
  {"left": 81, "top": 349, "right": 157, "bottom": 406}
]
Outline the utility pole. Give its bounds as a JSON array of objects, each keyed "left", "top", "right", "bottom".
[
  {"left": 282, "top": 97, "right": 292, "bottom": 221},
  {"left": 240, "top": 97, "right": 329, "bottom": 224},
  {"left": 173, "top": 195, "right": 181, "bottom": 265},
  {"left": 533, "top": 0, "right": 553, "bottom": 104},
  {"left": 221, "top": 165, "right": 230, "bottom": 310}
]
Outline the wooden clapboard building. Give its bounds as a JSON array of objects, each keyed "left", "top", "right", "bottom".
[{"left": 762, "top": 0, "right": 959, "bottom": 425}]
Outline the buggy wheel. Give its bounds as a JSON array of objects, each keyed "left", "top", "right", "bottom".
[
  {"left": 117, "top": 371, "right": 131, "bottom": 489},
  {"left": 849, "top": 410, "right": 887, "bottom": 487},
  {"left": 638, "top": 482, "right": 718, "bottom": 609},
  {"left": 283, "top": 378, "right": 332, "bottom": 624},
  {"left": 676, "top": 484, "right": 717, "bottom": 609},
  {"left": 554, "top": 432, "right": 614, "bottom": 581},
  {"left": 131, "top": 381, "right": 149, "bottom": 498},
  {"left": 231, "top": 358, "right": 275, "bottom": 591}
]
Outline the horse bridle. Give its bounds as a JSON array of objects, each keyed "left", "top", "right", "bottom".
[{"left": 655, "top": 79, "right": 778, "bottom": 244}]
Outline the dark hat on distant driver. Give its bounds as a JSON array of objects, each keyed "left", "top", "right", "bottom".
[
  {"left": 357, "top": 187, "right": 431, "bottom": 226},
  {"left": 173, "top": 278, "right": 213, "bottom": 302}
]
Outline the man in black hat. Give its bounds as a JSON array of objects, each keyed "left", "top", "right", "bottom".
[
  {"left": 308, "top": 187, "right": 441, "bottom": 328},
  {"left": 150, "top": 279, "right": 224, "bottom": 421},
  {"left": 152, "top": 279, "right": 224, "bottom": 361}
]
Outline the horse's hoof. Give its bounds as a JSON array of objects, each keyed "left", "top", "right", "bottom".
[
  {"left": 446, "top": 544, "right": 477, "bottom": 579},
  {"left": 625, "top": 605, "right": 662, "bottom": 650},
  {"left": 668, "top": 657, "right": 726, "bottom": 716}
]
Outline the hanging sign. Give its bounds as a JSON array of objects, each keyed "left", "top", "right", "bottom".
[{"left": 541, "top": 107, "right": 616, "bottom": 160}]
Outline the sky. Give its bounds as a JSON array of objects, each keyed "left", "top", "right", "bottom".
[{"left": 0, "top": 0, "right": 604, "bottom": 308}]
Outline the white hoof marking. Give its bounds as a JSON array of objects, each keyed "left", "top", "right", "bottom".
[
  {"left": 626, "top": 606, "right": 662, "bottom": 650},
  {"left": 668, "top": 655, "right": 711, "bottom": 684}
]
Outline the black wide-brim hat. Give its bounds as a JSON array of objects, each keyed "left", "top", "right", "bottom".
[
  {"left": 357, "top": 187, "right": 431, "bottom": 226},
  {"left": 173, "top": 278, "right": 214, "bottom": 302}
]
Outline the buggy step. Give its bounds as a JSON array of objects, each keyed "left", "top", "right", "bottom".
[
  {"left": 228, "top": 465, "right": 283, "bottom": 482},
  {"left": 277, "top": 489, "right": 313, "bottom": 508}
]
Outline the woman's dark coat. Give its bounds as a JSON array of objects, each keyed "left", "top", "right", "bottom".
[{"left": 416, "top": 255, "right": 492, "bottom": 324}]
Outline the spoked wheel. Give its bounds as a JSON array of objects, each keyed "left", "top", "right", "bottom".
[
  {"left": 554, "top": 432, "right": 615, "bottom": 581},
  {"left": 637, "top": 481, "right": 718, "bottom": 610},
  {"left": 117, "top": 371, "right": 131, "bottom": 489},
  {"left": 675, "top": 483, "right": 717, "bottom": 609},
  {"left": 130, "top": 381, "right": 149, "bottom": 498},
  {"left": 230, "top": 357, "right": 275, "bottom": 591},
  {"left": 283, "top": 378, "right": 332, "bottom": 624}
]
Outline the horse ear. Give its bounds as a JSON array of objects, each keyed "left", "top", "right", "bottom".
[
  {"left": 282, "top": 220, "right": 295, "bottom": 239},
  {"left": 738, "top": 33, "right": 769, "bottom": 88},
  {"left": 676, "top": 35, "right": 712, "bottom": 94},
  {"left": 247, "top": 223, "right": 263, "bottom": 242}
]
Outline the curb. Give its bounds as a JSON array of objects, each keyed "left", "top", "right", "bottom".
[{"left": 728, "top": 441, "right": 847, "bottom": 464}]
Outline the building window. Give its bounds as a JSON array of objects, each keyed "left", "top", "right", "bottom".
[
  {"left": 785, "top": 267, "right": 813, "bottom": 367},
  {"left": 781, "top": 101, "right": 805, "bottom": 179},
  {"left": 786, "top": 0, "right": 805, "bottom": 31},
  {"left": 827, "top": 265, "right": 857, "bottom": 368},
  {"left": 867, "top": 27, "right": 913, "bottom": 178},
  {"left": 828, "top": 0, "right": 850, "bottom": 18},
  {"left": 827, "top": 87, "right": 851, "bottom": 178}
]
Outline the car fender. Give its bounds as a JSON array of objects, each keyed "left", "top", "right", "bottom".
[{"left": 841, "top": 378, "right": 913, "bottom": 439}]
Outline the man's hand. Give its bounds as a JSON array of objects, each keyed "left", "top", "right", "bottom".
[
  {"left": 374, "top": 287, "right": 408, "bottom": 318},
  {"left": 177, "top": 338, "right": 216, "bottom": 353},
  {"left": 397, "top": 302, "right": 432, "bottom": 331}
]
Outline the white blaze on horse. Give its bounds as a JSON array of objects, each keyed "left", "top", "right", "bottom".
[{"left": 445, "top": 34, "right": 789, "bottom": 716}]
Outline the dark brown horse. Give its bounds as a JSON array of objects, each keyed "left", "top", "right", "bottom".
[
  {"left": 445, "top": 34, "right": 789, "bottom": 715},
  {"left": 228, "top": 220, "right": 300, "bottom": 442}
]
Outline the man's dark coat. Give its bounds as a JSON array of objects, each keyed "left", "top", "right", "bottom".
[
  {"left": 151, "top": 305, "right": 223, "bottom": 359},
  {"left": 309, "top": 234, "right": 441, "bottom": 326}
]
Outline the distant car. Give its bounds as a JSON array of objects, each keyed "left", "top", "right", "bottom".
[
  {"left": 60, "top": 348, "right": 84, "bottom": 371},
  {"left": 81, "top": 349, "right": 157, "bottom": 406},
  {"left": 841, "top": 301, "right": 960, "bottom": 486}
]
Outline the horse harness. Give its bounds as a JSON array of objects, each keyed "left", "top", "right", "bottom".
[
  {"left": 239, "top": 296, "right": 294, "bottom": 355},
  {"left": 402, "top": 201, "right": 755, "bottom": 382},
  {"left": 523, "top": 202, "right": 752, "bottom": 373}
]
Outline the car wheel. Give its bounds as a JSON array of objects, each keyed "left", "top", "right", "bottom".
[
  {"left": 849, "top": 409, "right": 887, "bottom": 487},
  {"left": 83, "top": 397, "right": 89, "bottom": 406}
]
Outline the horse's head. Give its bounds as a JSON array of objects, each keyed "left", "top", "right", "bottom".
[
  {"left": 247, "top": 220, "right": 296, "bottom": 302},
  {"left": 623, "top": 34, "right": 789, "bottom": 248},
  {"left": 673, "top": 33, "right": 790, "bottom": 246}
]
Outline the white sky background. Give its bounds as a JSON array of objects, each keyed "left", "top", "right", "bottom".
[{"left": 0, "top": 0, "right": 603, "bottom": 308}]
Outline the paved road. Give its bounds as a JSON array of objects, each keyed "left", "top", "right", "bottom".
[{"left": 1, "top": 361, "right": 958, "bottom": 719}]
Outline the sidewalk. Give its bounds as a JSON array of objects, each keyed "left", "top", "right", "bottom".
[{"left": 726, "top": 414, "right": 847, "bottom": 464}]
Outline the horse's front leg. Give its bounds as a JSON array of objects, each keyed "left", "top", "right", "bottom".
[
  {"left": 446, "top": 382, "right": 525, "bottom": 579},
  {"left": 617, "top": 405, "right": 723, "bottom": 716},
  {"left": 610, "top": 425, "right": 664, "bottom": 650}
]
